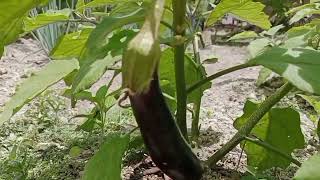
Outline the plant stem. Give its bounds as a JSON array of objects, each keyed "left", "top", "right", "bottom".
[
  {"left": 172, "top": 0, "right": 188, "bottom": 140},
  {"left": 187, "top": 63, "right": 255, "bottom": 94},
  {"left": 191, "top": 35, "right": 202, "bottom": 141},
  {"left": 244, "top": 136, "right": 301, "bottom": 167},
  {"left": 206, "top": 82, "right": 294, "bottom": 167}
]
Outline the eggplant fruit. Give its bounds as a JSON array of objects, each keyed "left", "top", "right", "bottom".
[{"left": 129, "top": 72, "right": 203, "bottom": 180}]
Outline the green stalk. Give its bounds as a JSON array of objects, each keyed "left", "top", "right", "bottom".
[
  {"left": 244, "top": 137, "right": 301, "bottom": 167},
  {"left": 172, "top": 0, "right": 188, "bottom": 140},
  {"left": 206, "top": 82, "right": 294, "bottom": 167},
  {"left": 187, "top": 63, "right": 255, "bottom": 94},
  {"left": 191, "top": 35, "right": 202, "bottom": 141}
]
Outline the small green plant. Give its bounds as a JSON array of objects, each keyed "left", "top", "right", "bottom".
[{"left": 0, "top": 144, "right": 35, "bottom": 180}]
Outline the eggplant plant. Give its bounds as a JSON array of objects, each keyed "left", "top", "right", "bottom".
[{"left": 0, "top": 0, "right": 320, "bottom": 179}]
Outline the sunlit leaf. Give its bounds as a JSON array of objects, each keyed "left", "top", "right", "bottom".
[
  {"left": 0, "top": 59, "right": 79, "bottom": 125},
  {"left": 228, "top": 31, "right": 259, "bottom": 41},
  {"left": 79, "top": 8, "right": 144, "bottom": 65},
  {"left": 247, "top": 38, "right": 271, "bottom": 58},
  {"left": 256, "top": 67, "right": 272, "bottom": 86},
  {"left": 0, "top": 0, "right": 45, "bottom": 57},
  {"left": 294, "top": 154, "right": 320, "bottom": 180},
  {"left": 24, "top": 9, "right": 71, "bottom": 32},
  {"left": 71, "top": 55, "right": 118, "bottom": 107},
  {"left": 51, "top": 28, "right": 93, "bottom": 59},
  {"left": 206, "top": 0, "right": 271, "bottom": 29},
  {"left": 262, "top": 24, "right": 285, "bottom": 36},
  {"left": 249, "top": 47, "right": 320, "bottom": 95},
  {"left": 0, "top": 1, "right": 44, "bottom": 28},
  {"left": 76, "top": 0, "right": 138, "bottom": 11},
  {"left": 71, "top": 29, "right": 137, "bottom": 102}
]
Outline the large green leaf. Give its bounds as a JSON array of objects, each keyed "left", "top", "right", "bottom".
[
  {"left": 76, "top": 0, "right": 137, "bottom": 11},
  {"left": 23, "top": 9, "right": 72, "bottom": 32},
  {"left": 0, "top": 0, "right": 46, "bottom": 57},
  {"left": 0, "top": 1, "right": 46, "bottom": 28},
  {"left": 159, "top": 48, "right": 211, "bottom": 108},
  {"left": 71, "top": 9, "right": 144, "bottom": 98},
  {"left": 234, "top": 101, "right": 305, "bottom": 170},
  {"left": 71, "top": 30, "right": 137, "bottom": 99},
  {"left": 247, "top": 38, "right": 271, "bottom": 58},
  {"left": 288, "top": 2, "right": 320, "bottom": 25},
  {"left": 0, "top": 59, "right": 79, "bottom": 126},
  {"left": 71, "top": 55, "right": 117, "bottom": 107},
  {"left": 206, "top": 0, "right": 271, "bottom": 29},
  {"left": 249, "top": 47, "right": 320, "bottom": 95},
  {"left": 50, "top": 28, "right": 93, "bottom": 59},
  {"left": 228, "top": 31, "right": 259, "bottom": 41},
  {"left": 294, "top": 154, "right": 320, "bottom": 180},
  {"left": 83, "top": 134, "right": 130, "bottom": 180},
  {"left": 0, "top": 17, "right": 24, "bottom": 56},
  {"left": 79, "top": 8, "right": 144, "bottom": 65}
]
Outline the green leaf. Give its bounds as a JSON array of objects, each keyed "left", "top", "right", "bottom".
[
  {"left": 79, "top": 8, "right": 144, "bottom": 65},
  {"left": 0, "top": 59, "right": 79, "bottom": 126},
  {"left": 69, "top": 146, "right": 82, "bottom": 158},
  {"left": 288, "top": 3, "right": 320, "bottom": 25},
  {"left": 159, "top": 48, "right": 211, "bottom": 107},
  {"left": 294, "top": 154, "right": 320, "bottom": 180},
  {"left": 23, "top": 9, "right": 71, "bottom": 32},
  {"left": 262, "top": 24, "right": 285, "bottom": 37},
  {"left": 71, "top": 54, "right": 118, "bottom": 106},
  {"left": 0, "top": 1, "right": 43, "bottom": 28},
  {"left": 228, "top": 31, "right": 259, "bottom": 41},
  {"left": 50, "top": 28, "right": 93, "bottom": 59},
  {"left": 234, "top": 101, "right": 305, "bottom": 170},
  {"left": 83, "top": 134, "right": 130, "bottom": 180},
  {"left": 256, "top": 67, "right": 272, "bottom": 86},
  {"left": 76, "top": 115, "right": 96, "bottom": 132},
  {"left": 249, "top": 47, "right": 320, "bottom": 95},
  {"left": 76, "top": 0, "right": 137, "bottom": 11},
  {"left": 206, "top": 0, "right": 271, "bottom": 29},
  {"left": 0, "top": 17, "right": 24, "bottom": 57},
  {"left": 1, "top": 17, "right": 24, "bottom": 44},
  {"left": 109, "top": 2, "right": 144, "bottom": 17},
  {"left": 103, "top": 29, "right": 137, "bottom": 57},
  {"left": 71, "top": 10, "right": 145, "bottom": 97},
  {"left": 247, "top": 38, "right": 271, "bottom": 58},
  {"left": 71, "top": 29, "right": 137, "bottom": 99},
  {"left": 9, "top": 145, "right": 18, "bottom": 160},
  {"left": 0, "top": 1, "right": 45, "bottom": 57},
  {"left": 298, "top": 95, "right": 320, "bottom": 115}
]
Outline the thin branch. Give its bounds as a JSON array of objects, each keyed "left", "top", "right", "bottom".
[{"left": 187, "top": 63, "right": 256, "bottom": 94}]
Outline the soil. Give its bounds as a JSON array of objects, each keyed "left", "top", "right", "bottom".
[{"left": 0, "top": 37, "right": 318, "bottom": 180}]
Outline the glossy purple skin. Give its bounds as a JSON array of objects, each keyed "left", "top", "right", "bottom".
[{"left": 129, "top": 73, "right": 203, "bottom": 180}]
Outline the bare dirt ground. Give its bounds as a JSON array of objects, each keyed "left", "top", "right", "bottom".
[{"left": 0, "top": 38, "right": 318, "bottom": 179}]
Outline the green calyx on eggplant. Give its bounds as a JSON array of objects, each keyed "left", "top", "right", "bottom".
[{"left": 121, "top": 0, "right": 203, "bottom": 179}]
